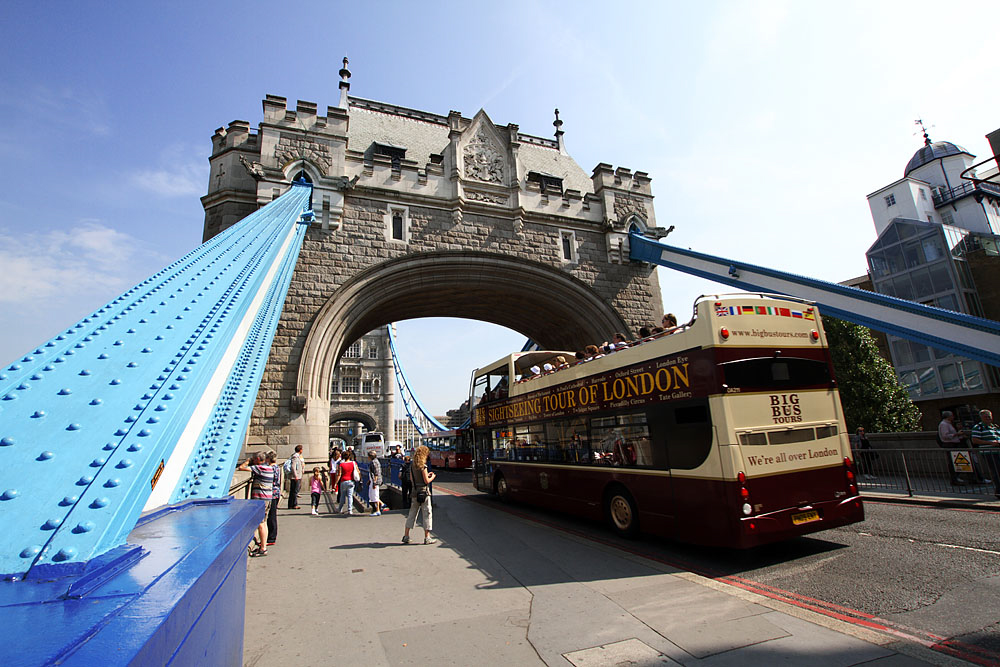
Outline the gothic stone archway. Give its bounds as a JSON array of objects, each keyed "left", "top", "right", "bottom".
[{"left": 205, "top": 94, "right": 665, "bottom": 459}]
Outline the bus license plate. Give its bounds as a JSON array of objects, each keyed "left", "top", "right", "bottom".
[{"left": 792, "top": 510, "right": 820, "bottom": 525}]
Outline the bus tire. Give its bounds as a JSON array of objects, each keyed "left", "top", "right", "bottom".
[
  {"left": 605, "top": 486, "right": 639, "bottom": 538},
  {"left": 494, "top": 473, "right": 510, "bottom": 501}
]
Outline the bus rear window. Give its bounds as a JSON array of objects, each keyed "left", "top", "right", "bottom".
[{"left": 721, "top": 357, "right": 830, "bottom": 390}]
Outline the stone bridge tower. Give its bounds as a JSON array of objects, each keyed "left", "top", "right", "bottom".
[{"left": 201, "top": 63, "right": 666, "bottom": 459}]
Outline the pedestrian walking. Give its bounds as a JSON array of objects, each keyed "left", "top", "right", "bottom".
[
  {"left": 400, "top": 455, "right": 413, "bottom": 508},
  {"left": 329, "top": 447, "right": 343, "bottom": 506},
  {"left": 938, "top": 411, "right": 971, "bottom": 485},
  {"left": 971, "top": 409, "right": 1000, "bottom": 499},
  {"left": 334, "top": 449, "right": 359, "bottom": 515},
  {"left": 853, "top": 428, "right": 878, "bottom": 480},
  {"left": 402, "top": 445, "right": 436, "bottom": 545},
  {"left": 265, "top": 450, "right": 281, "bottom": 545},
  {"left": 368, "top": 450, "right": 385, "bottom": 515},
  {"left": 309, "top": 467, "right": 325, "bottom": 515},
  {"left": 287, "top": 444, "right": 305, "bottom": 509},
  {"left": 237, "top": 452, "right": 274, "bottom": 556}
]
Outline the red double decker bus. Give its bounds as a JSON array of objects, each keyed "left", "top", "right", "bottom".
[
  {"left": 423, "top": 429, "right": 473, "bottom": 470},
  {"left": 469, "top": 293, "right": 864, "bottom": 548}
]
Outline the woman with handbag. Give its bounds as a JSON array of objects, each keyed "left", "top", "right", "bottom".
[
  {"left": 402, "top": 445, "right": 436, "bottom": 544},
  {"left": 334, "top": 449, "right": 359, "bottom": 515}
]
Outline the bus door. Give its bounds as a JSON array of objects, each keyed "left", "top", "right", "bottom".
[
  {"left": 472, "top": 428, "right": 491, "bottom": 491},
  {"left": 649, "top": 399, "right": 715, "bottom": 540}
]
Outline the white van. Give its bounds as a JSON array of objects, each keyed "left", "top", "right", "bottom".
[{"left": 361, "top": 432, "right": 385, "bottom": 457}]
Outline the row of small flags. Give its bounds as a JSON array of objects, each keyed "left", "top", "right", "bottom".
[{"left": 715, "top": 304, "right": 814, "bottom": 320}]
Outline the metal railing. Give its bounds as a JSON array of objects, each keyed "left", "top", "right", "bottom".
[
  {"left": 852, "top": 447, "right": 999, "bottom": 498},
  {"left": 932, "top": 179, "right": 1000, "bottom": 207}
]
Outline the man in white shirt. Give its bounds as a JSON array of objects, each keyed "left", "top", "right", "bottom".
[{"left": 938, "top": 411, "right": 966, "bottom": 486}]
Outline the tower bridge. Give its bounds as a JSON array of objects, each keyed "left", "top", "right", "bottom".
[
  {"left": 4, "top": 78, "right": 999, "bottom": 662},
  {"left": 206, "top": 72, "right": 665, "bottom": 461}
]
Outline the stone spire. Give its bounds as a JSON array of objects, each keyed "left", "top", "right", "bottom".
[
  {"left": 553, "top": 108, "right": 566, "bottom": 153},
  {"left": 338, "top": 57, "right": 352, "bottom": 109}
]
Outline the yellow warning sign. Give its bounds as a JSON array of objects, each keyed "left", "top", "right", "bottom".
[{"left": 951, "top": 451, "right": 974, "bottom": 473}]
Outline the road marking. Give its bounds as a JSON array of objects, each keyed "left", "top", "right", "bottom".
[{"left": 936, "top": 542, "right": 1000, "bottom": 556}]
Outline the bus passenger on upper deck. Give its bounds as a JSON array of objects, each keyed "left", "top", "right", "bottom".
[
  {"left": 585, "top": 344, "right": 602, "bottom": 360},
  {"left": 555, "top": 356, "right": 570, "bottom": 370},
  {"left": 662, "top": 313, "right": 678, "bottom": 333}
]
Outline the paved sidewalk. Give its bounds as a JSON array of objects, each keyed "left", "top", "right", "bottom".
[{"left": 243, "top": 490, "right": 953, "bottom": 667}]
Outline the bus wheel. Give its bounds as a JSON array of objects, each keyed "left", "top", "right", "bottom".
[
  {"left": 605, "top": 487, "right": 638, "bottom": 537},
  {"left": 495, "top": 473, "right": 510, "bottom": 501}
]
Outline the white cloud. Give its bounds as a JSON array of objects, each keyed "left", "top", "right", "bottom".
[
  {"left": 128, "top": 143, "right": 207, "bottom": 198},
  {"left": 1, "top": 84, "right": 112, "bottom": 137},
  {"left": 0, "top": 221, "right": 168, "bottom": 306},
  {"left": 0, "top": 221, "right": 172, "bottom": 361}
]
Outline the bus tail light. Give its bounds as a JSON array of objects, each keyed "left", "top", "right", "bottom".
[
  {"left": 844, "top": 456, "right": 858, "bottom": 495},
  {"left": 720, "top": 327, "right": 730, "bottom": 340},
  {"left": 810, "top": 330, "right": 819, "bottom": 341},
  {"left": 738, "top": 471, "right": 752, "bottom": 515}
]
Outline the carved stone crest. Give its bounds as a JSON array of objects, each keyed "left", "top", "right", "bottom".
[
  {"left": 613, "top": 193, "right": 647, "bottom": 224},
  {"left": 463, "top": 125, "right": 505, "bottom": 184},
  {"left": 275, "top": 134, "right": 331, "bottom": 173},
  {"left": 467, "top": 190, "right": 507, "bottom": 205}
]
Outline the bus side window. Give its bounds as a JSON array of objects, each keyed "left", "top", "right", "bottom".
[{"left": 649, "top": 399, "right": 712, "bottom": 470}]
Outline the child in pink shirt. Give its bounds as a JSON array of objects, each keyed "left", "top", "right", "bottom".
[{"left": 310, "top": 467, "right": 325, "bottom": 515}]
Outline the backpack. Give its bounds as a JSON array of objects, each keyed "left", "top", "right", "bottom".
[{"left": 283, "top": 457, "right": 293, "bottom": 474}]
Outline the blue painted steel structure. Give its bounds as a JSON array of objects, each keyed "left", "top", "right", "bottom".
[
  {"left": 0, "top": 183, "right": 313, "bottom": 579},
  {"left": 0, "top": 497, "right": 263, "bottom": 666},
  {"left": 629, "top": 231, "right": 1000, "bottom": 366},
  {"left": 387, "top": 324, "right": 447, "bottom": 434}
]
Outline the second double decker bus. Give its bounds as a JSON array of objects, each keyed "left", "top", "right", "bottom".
[
  {"left": 422, "top": 429, "right": 473, "bottom": 469},
  {"left": 469, "top": 293, "right": 864, "bottom": 548}
]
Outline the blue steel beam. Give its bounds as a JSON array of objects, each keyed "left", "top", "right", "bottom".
[
  {"left": 0, "top": 183, "right": 313, "bottom": 579},
  {"left": 629, "top": 232, "right": 1000, "bottom": 367},
  {"left": 387, "top": 325, "right": 447, "bottom": 435}
]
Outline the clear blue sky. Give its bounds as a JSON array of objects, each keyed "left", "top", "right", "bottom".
[{"left": 2, "top": 1, "right": 999, "bottom": 415}]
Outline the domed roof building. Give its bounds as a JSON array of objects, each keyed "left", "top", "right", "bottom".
[
  {"left": 861, "top": 123, "right": 1000, "bottom": 422},
  {"left": 903, "top": 140, "right": 972, "bottom": 177}
]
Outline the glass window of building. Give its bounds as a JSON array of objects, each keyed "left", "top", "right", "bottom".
[
  {"left": 935, "top": 293, "right": 958, "bottom": 311},
  {"left": 939, "top": 363, "right": 960, "bottom": 392},
  {"left": 922, "top": 236, "right": 944, "bottom": 261},
  {"left": 918, "top": 367, "right": 939, "bottom": 396},
  {"left": 368, "top": 344, "right": 378, "bottom": 359},
  {"left": 343, "top": 341, "right": 361, "bottom": 358},
  {"left": 341, "top": 376, "right": 360, "bottom": 393},
  {"left": 362, "top": 380, "right": 373, "bottom": 394},
  {"left": 892, "top": 274, "right": 914, "bottom": 300},
  {"left": 910, "top": 340, "right": 932, "bottom": 364},
  {"left": 884, "top": 194, "right": 896, "bottom": 206},
  {"left": 910, "top": 268, "right": 933, "bottom": 298},
  {"left": 891, "top": 339, "right": 913, "bottom": 366},
  {"left": 928, "top": 263, "right": 952, "bottom": 293},
  {"left": 960, "top": 361, "right": 984, "bottom": 390},
  {"left": 902, "top": 241, "right": 923, "bottom": 268}
]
